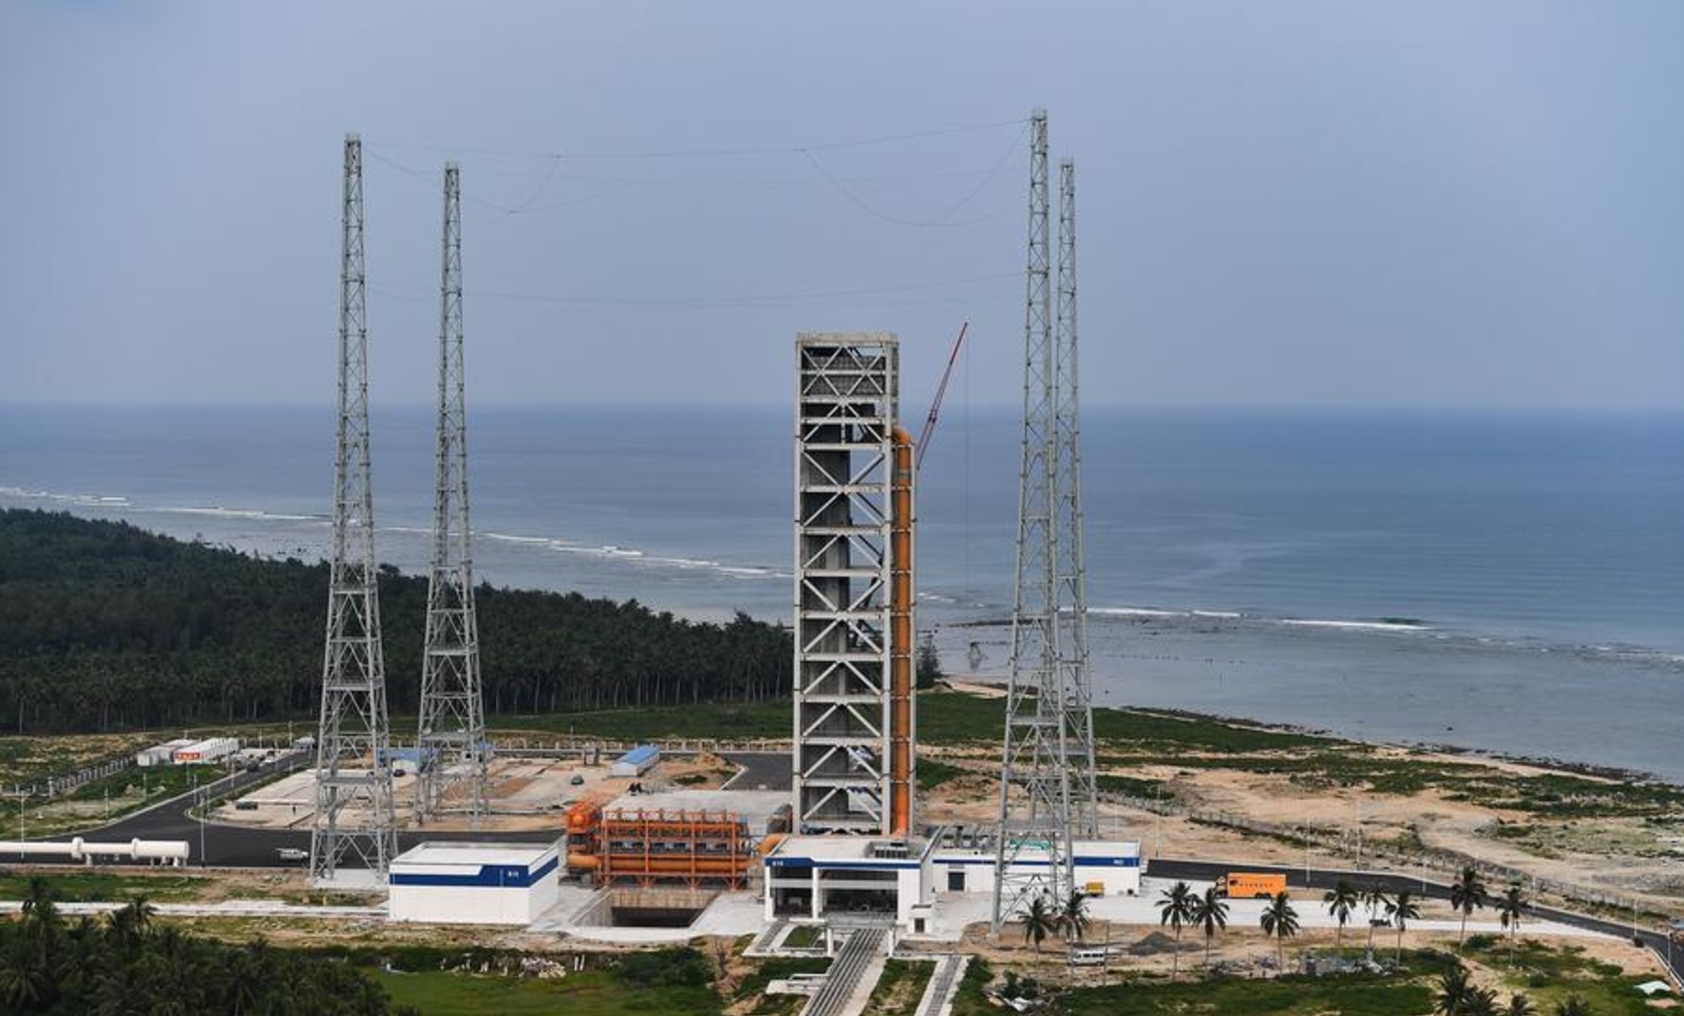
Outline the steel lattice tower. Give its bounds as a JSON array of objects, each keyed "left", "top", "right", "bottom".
[
  {"left": 793, "top": 333, "right": 898, "bottom": 834},
  {"left": 993, "top": 112, "right": 1098, "bottom": 930},
  {"left": 1054, "top": 158, "right": 1099, "bottom": 838},
  {"left": 311, "top": 133, "right": 398, "bottom": 884},
  {"left": 416, "top": 163, "right": 487, "bottom": 825}
]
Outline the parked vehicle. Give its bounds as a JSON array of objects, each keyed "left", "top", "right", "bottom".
[{"left": 1215, "top": 871, "right": 1288, "bottom": 899}]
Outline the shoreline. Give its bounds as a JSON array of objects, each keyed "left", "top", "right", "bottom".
[{"left": 943, "top": 676, "right": 1680, "bottom": 790}]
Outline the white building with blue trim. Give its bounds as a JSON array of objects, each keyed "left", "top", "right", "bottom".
[
  {"left": 388, "top": 842, "right": 561, "bottom": 925},
  {"left": 762, "top": 832, "right": 1140, "bottom": 932}
]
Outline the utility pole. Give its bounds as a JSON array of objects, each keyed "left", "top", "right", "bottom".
[
  {"left": 416, "top": 162, "right": 487, "bottom": 825},
  {"left": 995, "top": 109, "right": 1095, "bottom": 932},
  {"left": 310, "top": 133, "right": 398, "bottom": 885}
]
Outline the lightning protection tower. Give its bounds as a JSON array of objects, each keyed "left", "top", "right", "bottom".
[
  {"left": 416, "top": 163, "right": 488, "bottom": 824},
  {"left": 793, "top": 332, "right": 899, "bottom": 835},
  {"left": 311, "top": 133, "right": 399, "bottom": 884},
  {"left": 993, "top": 111, "right": 1098, "bottom": 931},
  {"left": 1054, "top": 158, "right": 1099, "bottom": 838}
]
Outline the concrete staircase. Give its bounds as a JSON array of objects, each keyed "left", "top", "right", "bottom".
[{"left": 801, "top": 927, "right": 885, "bottom": 1016}]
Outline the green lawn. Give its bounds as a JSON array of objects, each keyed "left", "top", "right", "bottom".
[
  {"left": 1062, "top": 974, "right": 1434, "bottom": 1015},
  {"left": 376, "top": 969, "right": 723, "bottom": 1016},
  {"left": 0, "top": 869, "right": 212, "bottom": 903}
]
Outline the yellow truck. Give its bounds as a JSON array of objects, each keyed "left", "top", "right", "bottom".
[{"left": 1215, "top": 871, "right": 1287, "bottom": 899}]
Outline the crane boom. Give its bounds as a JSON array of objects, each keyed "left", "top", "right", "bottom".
[{"left": 915, "top": 321, "right": 968, "bottom": 472}]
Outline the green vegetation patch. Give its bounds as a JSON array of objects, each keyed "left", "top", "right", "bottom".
[
  {"left": 493, "top": 700, "right": 790, "bottom": 741},
  {"left": 377, "top": 968, "right": 722, "bottom": 1016},
  {"left": 1062, "top": 973, "right": 1434, "bottom": 1016},
  {"left": 948, "top": 958, "right": 994, "bottom": 1016},
  {"left": 917, "top": 757, "right": 967, "bottom": 791},
  {"left": 0, "top": 868, "right": 212, "bottom": 902},
  {"left": 863, "top": 958, "right": 934, "bottom": 1016}
]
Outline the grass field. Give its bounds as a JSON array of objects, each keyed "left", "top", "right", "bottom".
[
  {"left": 1062, "top": 973, "right": 1435, "bottom": 1015},
  {"left": 0, "top": 868, "right": 212, "bottom": 902},
  {"left": 375, "top": 969, "right": 723, "bottom": 1016}
]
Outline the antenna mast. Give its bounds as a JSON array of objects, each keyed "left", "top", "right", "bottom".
[
  {"left": 311, "top": 133, "right": 398, "bottom": 884},
  {"left": 1055, "top": 158, "right": 1099, "bottom": 837},
  {"left": 416, "top": 163, "right": 488, "bottom": 824},
  {"left": 993, "top": 111, "right": 1098, "bottom": 931}
]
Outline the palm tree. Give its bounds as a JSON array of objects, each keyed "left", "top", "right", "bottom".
[
  {"left": 1387, "top": 890, "right": 1421, "bottom": 963},
  {"left": 1434, "top": 966, "right": 1473, "bottom": 1015},
  {"left": 1021, "top": 894, "right": 1057, "bottom": 953},
  {"left": 1464, "top": 987, "right": 1500, "bottom": 1016},
  {"left": 1192, "top": 887, "right": 1229, "bottom": 968},
  {"left": 1157, "top": 881, "right": 1197, "bottom": 980},
  {"left": 1259, "top": 891, "right": 1300, "bottom": 973},
  {"left": 1498, "top": 884, "right": 1528, "bottom": 965},
  {"left": 1060, "top": 889, "right": 1091, "bottom": 943},
  {"left": 1324, "top": 879, "right": 1359, "bottom": 952},
  {"left": 1362, "top": 884, "right": 1392, "bottom": 955},
  {"left": 1505, "top": 994, "right": 1536, "bottom": 1016},
  {"left": 1451, "top": 866, "right": 1488, "bottom": 951},
  {"left": 1552, "top": 996, "right": 1591, "bottom": 1016}
]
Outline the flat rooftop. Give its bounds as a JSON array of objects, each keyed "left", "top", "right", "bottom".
[
  {"left": 769, "top": 835, "right": 926, "bottom": 862},
  {"left": 393, "top": 841, "right": 558, "bottom": 868},
  {"left": 603, "top": 789, "right": 789, "bottom": 833}
]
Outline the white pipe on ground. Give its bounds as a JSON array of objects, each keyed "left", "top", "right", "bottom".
[{"left": 0, "top": 838, "right": 190, "bottom": 867}]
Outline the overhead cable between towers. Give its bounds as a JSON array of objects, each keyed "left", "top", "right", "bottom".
[
  {"left": 366, "top": 271, "right": 1020, "bottom": 309},
  {"left": 366, "top": 116, "right": 1029, "bottom": 162},
  {"left": 364, "top": 117, "right": 1029, "bottom": 224}
]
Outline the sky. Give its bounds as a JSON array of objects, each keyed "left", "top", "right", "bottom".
[{"left": 1, "top": 1, "right": 1680, "bottom": 411}]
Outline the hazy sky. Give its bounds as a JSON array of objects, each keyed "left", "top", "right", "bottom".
[{"left": 2, "top": 2, "right": 1680, "bottom": 410}]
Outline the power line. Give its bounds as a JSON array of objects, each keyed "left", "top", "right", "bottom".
[
  {"left": 368, "top": 271, "right": 1019, "bottom": 310},
  {"left": 367, "top": 116, "right": 1027, "bottom": 163},
  {"left": 800, "top": 120, "right": 1028, "bottom": 228}
]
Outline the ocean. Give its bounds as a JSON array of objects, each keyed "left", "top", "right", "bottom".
[{"left": 2, "top": 404, "right": 1680, "bottom": 780}]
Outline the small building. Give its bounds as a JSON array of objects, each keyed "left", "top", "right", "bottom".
[
  {"left": 173, "top": 737, "right": 240, "bottom": 764},
  {"left": 930, "top": 838, "right": 1142, "bottom": 898},
  {"left": 388, "top": 841, "right": 561, "bottom": 925},
  {"left": 610, "top": 744, "right": 660, "bottom": 778},
  {"left": 136, "top": 739, "right": 194, "bottom": 767},
  {"left": 763, "top": 836, "right": 932, "bottom": 930}
]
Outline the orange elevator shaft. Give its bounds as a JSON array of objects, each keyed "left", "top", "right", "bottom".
[{"left": 889, "top": 427, "right": 915, "bottom": 837}]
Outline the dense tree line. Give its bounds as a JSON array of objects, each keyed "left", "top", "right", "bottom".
[
  {"left": 0, "top": 882, "right": 408, "bottom": 1014},
  {"left": 0, "top": 510, "right": 791, "bottom": 733}
]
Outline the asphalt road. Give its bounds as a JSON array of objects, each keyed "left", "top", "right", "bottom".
[
  {"left": 20, "top": 756, "right": 555, "bottom": 870},
  {"left": 721, "top": 751, "right": 791, "bottom": 792},
  {"left": 1151, "top": 858, "right": 1683, "bottom": 986}
]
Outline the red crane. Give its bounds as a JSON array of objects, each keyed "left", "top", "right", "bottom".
[{"left": 915, "top": 321, "right": 968, "bottom": 472}]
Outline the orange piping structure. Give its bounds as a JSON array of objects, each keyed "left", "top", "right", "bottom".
[{"left": 889, "top": 426, "right": 915, "bottom": 837}]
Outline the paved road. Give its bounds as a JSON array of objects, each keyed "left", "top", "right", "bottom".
[
  {"left": 722, "top": 752, "right": 792, "bottom": 792},
  {"left": 19, "top": 756, "right": 556, "bottom": 870},
  {"left": 1151, "top": 858, "right": 1683, "bottom": 986}
]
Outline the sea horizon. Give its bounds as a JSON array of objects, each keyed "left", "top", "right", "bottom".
[{"left": 3, "top": 401, "right": 1680, "bottom": 780}]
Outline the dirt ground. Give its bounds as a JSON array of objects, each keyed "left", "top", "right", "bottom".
[
  {"left": 210, "top": 751, "right": 735, "bottom": 833},
  {"left": 920, "top": 706, "right": 1684, "bottom": 913}
]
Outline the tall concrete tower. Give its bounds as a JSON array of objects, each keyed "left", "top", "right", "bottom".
[
  {"left": 311, "top": 133, "right": 398, "bottom": 884},
  {"left": 415, "top": 162, "right": 488, "bottom": 824},
  {"left": 792, "top": 333, "right": 914, "bottom": 836},
  {"left": 992, "top": 112, "right": 1098, "bottom": 930}
]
